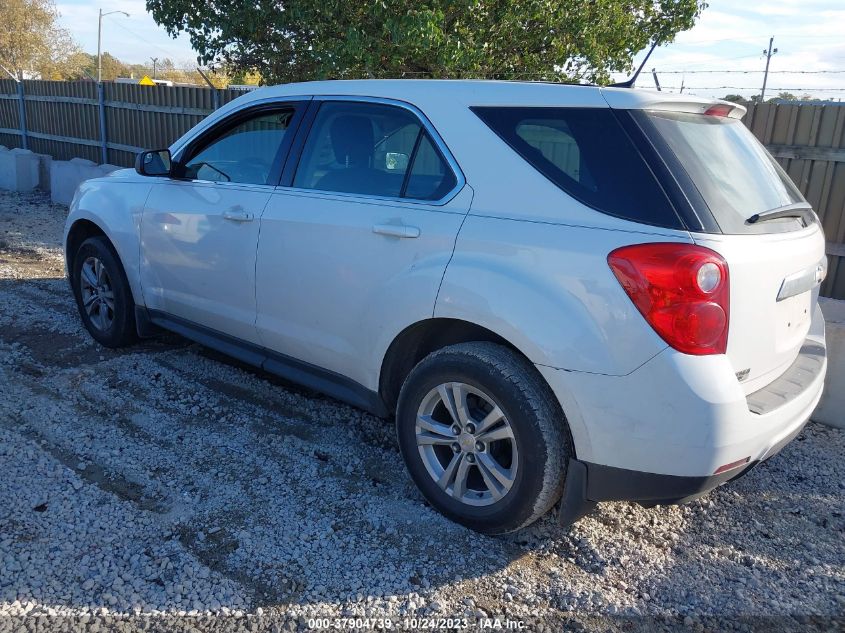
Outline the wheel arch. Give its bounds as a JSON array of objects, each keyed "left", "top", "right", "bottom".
[
  {"left": 65, "top": 218, "right": 108, "bottom": 276},
  {"left": 379, "top": 317, "right": 528, "bottom": 415},
  {"left": 64, "top": 178, "right": 150, "bottom": 309},
  {"left": 378, "top": 317, "right": 590, "bottom": 463}
]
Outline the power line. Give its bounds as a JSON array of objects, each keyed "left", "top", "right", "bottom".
[
  {"left": 104, "top": 16, "right": 191, "bottom": 65},
  {"left": 658, "top": 86, "right": 845, "bottom": 91},
  {"left": 652, "top": 53, "right": 764, "bottom": 71},
  {"left": 671, "top": 33, "right": 845, "bottom": 45},
  {"left": 655, "top": 69, "right": 845, "bottom": 74}
]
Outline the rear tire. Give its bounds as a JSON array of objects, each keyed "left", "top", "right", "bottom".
[
  {"left": 396, "top": 342, "right": 571, "bottom": 534},
  {"left": 71, "top": 236, "right": 137, "bottom": 348}
]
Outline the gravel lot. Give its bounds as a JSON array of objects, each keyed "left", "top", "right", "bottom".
[{"left": 0, "top": 189, "right": 843, "bottom": 631}]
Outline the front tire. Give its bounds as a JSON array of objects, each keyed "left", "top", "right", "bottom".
[
  {"left": 396, "top": 342, "right": 571, "bottom": 534},
  {"left": 71, "top": 236, "right": 137, "bottom": 348}
]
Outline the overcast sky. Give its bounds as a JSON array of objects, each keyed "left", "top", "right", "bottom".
[{"left": 57, "top": 0, "right": 845, "bottom": 100}]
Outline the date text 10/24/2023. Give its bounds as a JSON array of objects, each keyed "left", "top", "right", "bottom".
[{"left": 307, "top": 616, "right": 528, "bottom": 630}]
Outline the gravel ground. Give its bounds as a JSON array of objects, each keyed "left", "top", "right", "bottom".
[{"left": 0, "top": 189, "right": 843, "bottom": 631}]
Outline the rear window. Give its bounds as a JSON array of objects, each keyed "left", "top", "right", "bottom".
[
  {"left": 642, "top": 111, "right": 806, "bottom": 234},
  {"left": 471, "top": 107, "right": 682, "bottom": 229}
]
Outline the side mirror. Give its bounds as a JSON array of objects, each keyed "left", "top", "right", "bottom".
[{"left": 135, "top": 149, "right": 172, "bottom": 177}]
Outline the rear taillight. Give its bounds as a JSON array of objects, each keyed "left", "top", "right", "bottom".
[{"left": 608, "top": 243, "right": 730, "bottom": 355}]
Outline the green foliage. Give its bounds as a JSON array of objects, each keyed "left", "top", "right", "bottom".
[
  {"left": 60, "top": 52, "right": 227, "bottom": 87},
  {"left": 147, "top": 0, "right": 706, "bottom": 85},
  {"left": 773, "top": 91, "right": 815, "bottom": 102},
  {"left": 734, "top": 92, "right": 818, "bottom": 106}
]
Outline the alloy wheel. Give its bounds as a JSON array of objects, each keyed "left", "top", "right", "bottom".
[
  {"left": 415, "top": 382, "right": 518, "bottom": 506},
  {"left": 79, "top": 256, "right": 115, "bottom": 331}
]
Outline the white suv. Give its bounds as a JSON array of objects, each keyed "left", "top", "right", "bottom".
[{"left": 64, "top": 80, "right": 827, "bottom": 534}]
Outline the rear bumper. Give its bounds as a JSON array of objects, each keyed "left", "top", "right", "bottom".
[
  {"left": 559, "top": 419, "right": 809, "bottom": 526},
  {"left": 592, "top": 412, "right": 806, "bottom": 504},
  {"left": 541, "top": 306, "right": 826, "bottom": 524}
]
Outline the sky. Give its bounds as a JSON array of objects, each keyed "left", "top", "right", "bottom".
[
  {"left": 56, "top": 0, "right": 196, "bottom": 67},
  {"left": 615, "top": 0, "right": 845, "bottom": 101},
  {"left": 56, "top": 0, "right": 845, "bottom": 101}
]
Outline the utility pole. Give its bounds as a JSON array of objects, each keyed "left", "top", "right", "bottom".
[
  {"left": 97, "top": 8, "right": 130, "bottom": 82},
  {"left": 651, "top": 68, "right": 661, "bottom": 92},
  {"left": 151, "top": 57, "right": 159, "bottom": 80},
  {"left": 97, "top": 9, "right": 102, "bottom": 82},
  {"left": 760, "top": 36, "right": 778, "bottom": 102}
]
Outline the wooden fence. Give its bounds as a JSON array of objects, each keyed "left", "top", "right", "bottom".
[
  {"left": 0, "top": 80, "right": 844, "bottom": 296},
  {"left": 745, "top": 102, "right": 845, "bottom": 298},
  {"left": 0, "top": 79, "right": 244, "bottom": 166}
]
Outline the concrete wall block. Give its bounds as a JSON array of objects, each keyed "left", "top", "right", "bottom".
[
  {"left": 50, "top": 160, "right": 86, "bottom": 206},
  {"left": 0, "top": 146, "right": 10, "bottom": 191},
  {"left": 815, "top": 297, "right": 845, "bottom": 429},
  {"left": 0, "top": 147, "right": 40, "bottom": 192},
  {"left": 35, "top": 153, "right": 52, "bottom": 192},
  {"left": 50, "top": 160, "right": 75, "bottom": 205}
]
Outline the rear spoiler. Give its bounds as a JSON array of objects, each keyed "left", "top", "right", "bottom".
[
  {"left": 600, "top": 89, "right": 748, "bottom": 120},
  {"left": 643, "top": 100, "right": 747, "bottom": 120}
]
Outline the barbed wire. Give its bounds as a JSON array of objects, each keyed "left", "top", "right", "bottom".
[
  {"left": 660, "top": 86, "right": 845, "bottom": 91},
  {"left": 655, "top": 69, "right": 845, "bottom": 74}
]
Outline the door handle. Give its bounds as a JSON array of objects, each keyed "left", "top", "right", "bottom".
[
  {"left": 222, "top": 210, "right": 254, "bottom": 222},
  {"left": 373, "top": 224, "right": 420, "bottom": 239}
]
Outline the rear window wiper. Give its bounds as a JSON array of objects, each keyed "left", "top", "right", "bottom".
[{"left": 746, "top": 202, "right": 814, "bottom": 225}]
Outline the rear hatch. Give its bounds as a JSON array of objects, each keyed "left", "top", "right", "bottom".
[{"left": 632, "top": 103, "right": 826, "bottom": 393}]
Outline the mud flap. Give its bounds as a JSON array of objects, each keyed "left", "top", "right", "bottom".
[
  {"left": 135, "top": 306, "right": 162, "bottom": 338},
  {"left": 558, "top": 458, "right": 597, "bottom": 527}
]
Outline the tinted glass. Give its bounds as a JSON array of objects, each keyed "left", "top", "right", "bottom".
[
  {"left": 183, "top": 109, "right": 294, "bottom": 185},
  {"left": 644, "top": 111, "right": 806, "bottom": 234},
  {"left": 515, "top": 119, "right": 582, "bottom": 181},
  {"left": 295, "top": 102, "right": 419, "bottom": 197},
  {"left": 294, "top": 101, "right": 456, "bottom": 200},
  {"left": 472, "top": 107, "right": 682, "bottom": 229},
  {"left": 404, "top": 134, "right": 457, "bottom": 200}
]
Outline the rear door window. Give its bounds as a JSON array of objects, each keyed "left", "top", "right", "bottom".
[
  {"left": 471, "top": 106, "right": 682, "bottom": 229},
  {"left": 404, "top": 134, "right": 458, "bottom": 200},
  {"left": 640, "top": 111, "right": 806, "bottom": 234}
]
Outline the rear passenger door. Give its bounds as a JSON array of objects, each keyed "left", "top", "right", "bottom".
[{"left": 255, "top": 98, "right": 471, "bottom": 390}]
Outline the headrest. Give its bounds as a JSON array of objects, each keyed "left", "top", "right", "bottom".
[{"left": 330, "top": 115, "right": 374, "bottom": 168}]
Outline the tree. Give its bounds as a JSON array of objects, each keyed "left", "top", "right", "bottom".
[
  {"left": 773, "top": 92, "right": 816, "bottom": 102},
  {"left": 0, "top": 0, "right": 82, "bottom": 79},
  {"left": 147, "top": 0, "right": 706, "bottom": 85},
  {"left": 721, "top": 94, "right": 747, "bottom": 104}
]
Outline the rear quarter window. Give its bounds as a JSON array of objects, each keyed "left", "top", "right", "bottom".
[{"left": 471, "top": 106, "right": 683, "bottom": 230}]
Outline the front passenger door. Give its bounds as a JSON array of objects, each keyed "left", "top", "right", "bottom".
[{"left": 140, "top": 103, "right": 306, "bottom": 344}]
